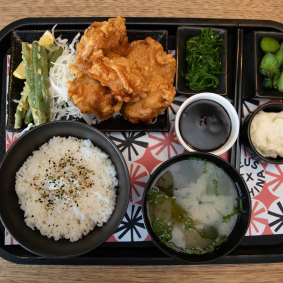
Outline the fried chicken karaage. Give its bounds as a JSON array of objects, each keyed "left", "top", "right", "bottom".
[
  {"left": 68, "top": 16, "right": 176, "bottom": 124},
  {"left": 84, "top": 50, "right": 146, "bottom": 102},
  {"left": 68, "top": 67, "right": 122, "bottom": 121},
  {"left": 121, "top": 37, "right": 176, "bottom": 123},
  {"left": 77, "top": 16, "right": 129, "bottom": 63},
  {"left": 76, "top": 16, "right": 142, "bottom": 102}
]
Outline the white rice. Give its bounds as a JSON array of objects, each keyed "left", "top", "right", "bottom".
[{"left": 15, "top": 136, "right": 118, "bottom": 242}]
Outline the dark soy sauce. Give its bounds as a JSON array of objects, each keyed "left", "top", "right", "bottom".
[{"left": 179, "top": 99, "right": 231, "bottom": 152}]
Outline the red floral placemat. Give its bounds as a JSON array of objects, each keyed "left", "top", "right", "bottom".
[
  {"left": 241, "top": 99, "right": 283, "bottom": 236},
  {"left": 4, "top": 54, "right": 283, "bottom": 245}
]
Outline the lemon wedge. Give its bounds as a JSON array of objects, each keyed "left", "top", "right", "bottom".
[
  {"left": 38, "top": 30, "right": 55, "bottom": 47},
  {"left": 13, "top": 30, "right": 55, "bottom": 79},
  {"left": 13, "top": 61, "right": 26, "bottom": 79}
]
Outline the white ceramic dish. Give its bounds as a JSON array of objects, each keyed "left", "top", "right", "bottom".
[{"left": 175, "top": 93, "right": 239, "bottom": 156}]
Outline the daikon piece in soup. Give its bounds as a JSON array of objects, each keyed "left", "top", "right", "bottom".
[{"left": 146, "top": 158, "right": 241, "bottom": 254}]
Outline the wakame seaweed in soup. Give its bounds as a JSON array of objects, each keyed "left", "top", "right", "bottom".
[{"left": 146, "top": 158, "right": 242, "bottom": 255}]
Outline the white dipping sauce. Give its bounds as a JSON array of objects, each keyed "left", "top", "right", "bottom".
[{"left": 250, "top": 111, "right": 283, "bottom": 158}]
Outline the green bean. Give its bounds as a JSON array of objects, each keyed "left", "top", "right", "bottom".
[
  {"left": 48, "top": 44, "right": 63, "bottom": 70},
  {"left": 22, "top": 42, "right": 41, "bottom": 125},
  {"left": 24, "top": 108, "right": 33, "bottom": 125},
  {"left": 32, "top": 42, "right": 46, "bottom": 124},
  {"left": 14, "top": 84, "right": 29, "bottom": 129},
  {"left": 40, "top": 45, "right": 50, "bottom": 121},
  {"left": 21, "top": 41, "right": 63, "bottom": 126}
]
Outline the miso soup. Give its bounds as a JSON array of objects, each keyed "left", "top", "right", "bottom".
[{"left": 146, "top": 158, "right": 241, "bottom": 255}]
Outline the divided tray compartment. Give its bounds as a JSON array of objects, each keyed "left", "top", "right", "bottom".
[
  {"left": 254, "top": 31, "right": 283, "bottom": 98},
  {"left": 7, "top": 29, "right": 170, "bottom": 132},
  {"left": 242, "top": 28, "right": 283, "bottom": 100},
  {"left": 0, "top": 17, "right": 283, "bottom": 265},
  {"left": 176, "top": 26, "right": 228, "bottom": 96}
]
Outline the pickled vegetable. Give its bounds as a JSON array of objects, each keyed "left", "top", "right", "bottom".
[
  {"left": 260, "top": 37, "right": 280, "bottom": 53},
  {"left": 263, "top": 76, "right": 273, "bottom": 88},
  {"left": 259, "top": 53, "right": 279, "bottom": 77},
  {"left": 259, "top": 37, "right": 283, "bottom": 92},
  {"left": 273, "top": 72, "right": 280, "bottom": 89},
  {"left": 275, "top": 48, "right": 283, "bottom": 66}
]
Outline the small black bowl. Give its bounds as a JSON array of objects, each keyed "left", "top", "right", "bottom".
[
  {"left": 176, "top": 26, "right": 228, "bottom": 96},
  {"left": 142, "top": 152, "right": 251, "bottom": 263},
  {"left": 0, "top": 121, "right": 130, "bottom": 258},
  {"left": 254, "top": 31, "right": 283, "bottom": 98},
  {"left": 242, "top": 102, "right": 283, "bottom": 164}
]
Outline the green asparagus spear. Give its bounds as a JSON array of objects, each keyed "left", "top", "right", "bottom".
[
  {"left": 40, "top": 45, "right": 50, "bottom": 121},
  {"left": 32, "top": 42, "right": 47, "bottom": 124},
  {"left": 14, "top": 84, "right": 29, "bottom": 129}
]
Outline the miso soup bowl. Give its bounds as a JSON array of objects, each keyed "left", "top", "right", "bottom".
[
  {"left": 175, "top": 92, "right": 240, "bottom": 156},
  {"left": 142, "top": 152, "right": 251, "bottom": 263}
]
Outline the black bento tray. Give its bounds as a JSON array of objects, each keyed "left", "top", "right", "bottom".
[{"left": 0, "top": 17, "right": 283, "bottom": 265}]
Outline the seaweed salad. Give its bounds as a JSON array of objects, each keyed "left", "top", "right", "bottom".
[{"left": 185, "top": 28, "right": 225, "bottom": 91}]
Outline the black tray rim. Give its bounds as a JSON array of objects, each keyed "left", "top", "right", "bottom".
[
  {"left": 1, "top": 17, "right": 283, "bottom": 39},
  {"left": 0, "top": 17, "right": 283, "bottom": 265}
]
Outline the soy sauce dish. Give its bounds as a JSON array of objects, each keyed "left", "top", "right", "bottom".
[
  {"left": 142, "top": 153, "right": 251, "bottom": 263},
  {"left": 175, "top": 93, "right": 239, "bottom": 156}
]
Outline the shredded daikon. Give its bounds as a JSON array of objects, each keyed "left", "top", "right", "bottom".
[{"left": 48, "top": 29, "right": 98, "bottom": 125}]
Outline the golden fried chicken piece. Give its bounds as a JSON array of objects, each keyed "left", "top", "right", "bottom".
[
  {"left": 77, "top": 16, "right": 129, "bottom": 63},
  {"left": 77, "top": 16, "right": 141, "bottom": 102},
  {"left": 68, "top": 68, "right": 122, "bottom": 121},
  {"left": 84, "top": 50, "right": 147, "bottom": 102},
  {"left": 128, "top": 37, "right": 176, "bottom": 85},
  {"left": 121, "top": 37, "right": 176, "bottom": 124},
  {"left": 74, "top": 17, "right": 176, "bottom": 123},
  {"left": 121, "top": 84, "right": 175, "bottom": 124},
  {"left": 83, "top": 36, "right": 176, "bottom": 107}
]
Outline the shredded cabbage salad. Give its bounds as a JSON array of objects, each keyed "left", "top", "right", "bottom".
[{"left": 48, "top": 26, "right": 98, "bottom": 125}]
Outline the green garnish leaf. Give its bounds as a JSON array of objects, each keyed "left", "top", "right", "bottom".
[
  {"left": 185, "top": 248, "right": 202, "bottom": 255},
  {"left": 213, "top": 179, "right": 218, "bottom": 196},
  {"left": 188, "top": 157, "right": 202, "bottom": 161},
  {"left": 151, "top": 219, "right": 172, "bottom": 242},
  {"left": 184, "top": 236, "right": 228, "bottom": 255},
  {"left": 184, "top": 217, "right": 194, "bottom": 230},
  {"left": 147, "top": 186, "right": 167, "bottom": 205},
  {"left": 223, "top": 211, "right": 238, "bottom": 222},
  {"left": 203, "top": 159, "right": 207, "bottom": 173},
  {"left": 222, "top": 198, "right": 243, "bottom": 222}
]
